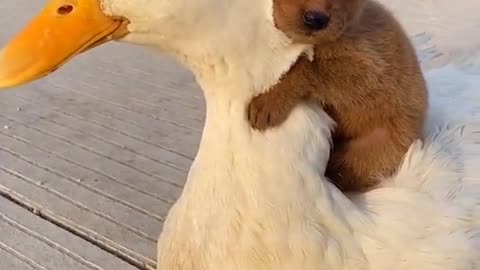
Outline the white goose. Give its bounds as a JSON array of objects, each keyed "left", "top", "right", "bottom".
[{"left": 0, "top": 0, "right": 479, "bottom": 269}]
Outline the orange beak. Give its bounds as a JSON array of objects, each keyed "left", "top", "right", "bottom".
[{"left": 0, "top": 0, "right": 129, "bottom": 89}]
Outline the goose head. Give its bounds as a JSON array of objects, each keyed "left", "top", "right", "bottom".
[{"left": 0, "top": 0, "right": 311, "bottom": 99}]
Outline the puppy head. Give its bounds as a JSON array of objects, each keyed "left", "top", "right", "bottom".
[{"left": 273, "top": 0, "right": 366, "bottom": 44}]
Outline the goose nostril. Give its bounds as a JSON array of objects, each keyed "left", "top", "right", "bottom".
[
  {"left": 303, "top": 11, "right": 330, "bottom": 31},
  {"left": 57, "top": 5, "right": 74, "bottom": 15}
]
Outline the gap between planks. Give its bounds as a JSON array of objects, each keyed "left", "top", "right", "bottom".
[{"left": 0, "top": 189, "right": 157, "bottom": 270}]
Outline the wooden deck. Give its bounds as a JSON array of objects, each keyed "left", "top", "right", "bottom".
[{"left": 0, "top": 2, "right": 203, "bottom": 269}]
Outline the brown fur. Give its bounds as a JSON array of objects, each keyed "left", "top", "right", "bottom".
[{"left": 247, "top": 0, "right": 428, "bottom": 192}]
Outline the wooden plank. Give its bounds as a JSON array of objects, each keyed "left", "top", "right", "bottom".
[
  {"left": 0, "top": 153, "right": 159, "bottom": 263},
  {"left": 0, "top": 115, "right": 182, "bottom": 204},
  {"left": 10, "top": 90, "right": 200, "bottom": 159},
  {"left": 0, "top": 97, "right": 190, "bottom": 177},
  {"left": 0, "top": 247, "right": 38, "bottom": 270},
  {"left": 0, "top": 196, "right": 138, "bottom": 270}
]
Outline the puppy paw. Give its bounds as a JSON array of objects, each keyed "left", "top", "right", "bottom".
[{"left": 247, "top": 93, "right": 291, "bottom": 131}]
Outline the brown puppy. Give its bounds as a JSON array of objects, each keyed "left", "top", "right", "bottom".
[{"left": 248, "top": 0, "right": 428, "bottom": 191}]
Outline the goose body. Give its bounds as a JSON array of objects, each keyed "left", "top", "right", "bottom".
[{"left": 0, "top": 0, "right": 479, "bottom": 269}]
